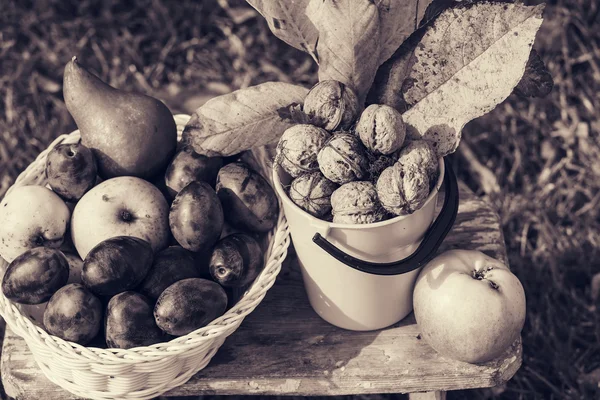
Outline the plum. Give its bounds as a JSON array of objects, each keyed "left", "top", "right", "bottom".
[
  {"left": 105, "top": 292, "right": 166, "bottom": 349},
  {"left": 64, "top": 252, "right": 84, "bottom": 284},
  {"left": 82, "top": 236, "right": 153, "bottom": 296},
  {"left": 209, "top": 233, "right": 263, "bottom": 288},
  {"left": 45, "top": 143, "right": 98, "bottom": 202},
  {"left": 215, "top": 162, "right": 279, "bottom": 233},
  {"left": 2, "top": 247, "right": 69, "bottom": 304},
  {"left": 137, "top": 246, "right": 202, "bottom": 300},
  {"left": 169, "top": 181, "right": 224, "bottom": 252},
  {"left": 165, "top": 146, "right": 223, "bottom": 198},
  {"left": 154, "top": 278, "right": 227, "bottom": 336},
  {"left": 43, "top": 283, "right": 102, "bottom": 345}
]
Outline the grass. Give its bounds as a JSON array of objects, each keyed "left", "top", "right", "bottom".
[{"left": 1, "top": 0, "right": 599, "bottom": 399}]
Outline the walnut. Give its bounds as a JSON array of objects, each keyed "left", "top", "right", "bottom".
[
  {"left": 288, "top": 172, "right": 338, "bottom": 218},
  {"left": 355, "top": 104, "right": 406, "bottom": 155},
  {"left": 376, "top": 162, "right": 430, "bottom": 216},
  {"left": 303, "top": 80, "right": 360, "bottom": 131},
  {"left": 276, "top": 124, "right": 331, "bottom": 178},
  {"left": 397, "top": 140, "right": 439, "bottom": 186},
  {"left": 331, "top": 181, "right": 387, "bottom": 224},
  {"left": 317, "top": 133, "right": 369, "bottom": 185}
]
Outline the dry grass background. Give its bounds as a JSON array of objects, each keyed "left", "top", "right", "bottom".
[{"left": 1, "top": 0, "right": 599, "bottom": 399}]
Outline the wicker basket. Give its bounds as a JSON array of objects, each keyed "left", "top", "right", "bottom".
[{"left": 0, "top": 114, "right": 291, "bottom": 400}]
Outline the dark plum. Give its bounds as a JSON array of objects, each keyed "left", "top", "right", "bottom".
[
  {"left": 215, "top": 162, "right": 278, "bottom": 233},
  {"left": 169, "top": 181, "right": 224, "bottom": 253},
  {"left": 137, "top": 246, "right": 201, "bottom": 300},
  {"left": 2, "top": 247, "right": 69, "bottom": 304},
  {"left": 154, "top": 278, "right": 227, "bottom": 336},
  {"left": 82, "top": 236, "right": 153, "bottom": 296},
  {"left": 105, "top": 291, "right": 166, "bottom": 349},
  {"left": 43, "top": 283, "right": 102, "bottom": 345},
  {"left": 165, "top": 146, "right": 223, "bottom": 198},
  {"left": 45, "top": 142, "right": 98, "bottom": 202},
  {"left": 209, "top": 233, "right": 263, "bottom": 288}
]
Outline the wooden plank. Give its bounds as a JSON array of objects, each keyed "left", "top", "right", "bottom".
[{"left": 1, "top": 182, "right": 520, "bottom": 399}]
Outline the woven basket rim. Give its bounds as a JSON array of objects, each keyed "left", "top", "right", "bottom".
[{"left": 0, "top": 113, "right": 290, "bottom": 362}]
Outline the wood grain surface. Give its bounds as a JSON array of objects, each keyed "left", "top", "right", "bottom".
[{"left": 1, "top": 182, "right": 520, "bottom": 399}]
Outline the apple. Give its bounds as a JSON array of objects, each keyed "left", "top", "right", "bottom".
[
  {"left": 71, "top": 176, "right": 170, "bottom": 259},
  {"left": 413, "top": 250, "right": 526, "bottom": 364},
  {"left": 0, "top": 185, "right": 70, "bottom": 262}
]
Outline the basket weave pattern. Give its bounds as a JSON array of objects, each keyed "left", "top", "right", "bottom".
[{"left": 0, "top": 114, "right": 291, "bottom": 399}]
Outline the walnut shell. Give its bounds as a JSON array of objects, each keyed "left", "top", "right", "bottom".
[
  {"left": 276, "top": 124, "right": 331, "bottom": 178},
  {"left": 317, "top": 133, "right": 369, "bottom": 185},
  {"left": 397, "top": 140, "right": 439, "bottom": 186},
  {"left": 303, "top": 80, "right": 359, "bottom": 131},
  {"left": 331, "top": 181, "right": 387, "bottom": 224},
  {"left": 376, "top": 162, "right": 430, "bottom": 216},
  {"left": 288, "top": 172, "right": 338, "bottom": 218},
  {"left": 356, "top": 104, "right": 406, "bottom": 155}
]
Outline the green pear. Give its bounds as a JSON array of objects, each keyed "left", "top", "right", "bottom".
[{"left": 63, "top": 56, "right": 177, "bottom": 179}]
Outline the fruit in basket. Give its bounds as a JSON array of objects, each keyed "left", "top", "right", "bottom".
[
  {"left": 317, "top": 133, "right": 369, "bottom": 185},
  {"left": 209, "top": 233, "right": 263, "bottom": 288},
  {"left": 63, "top": 56, "right": 177, "bottom": 179},
  {"left": 303, "top": 80, "right": 359, "bottom": 131},
  {"left": 397, "top": 140, "right": 439, "bottom": 186},
  {"left": 355, "top": 104, "right": 406, "bottom": 155},
  {"left": 45, "top": 142, "right": 98, "bottom": 202},
  {"left": 288, "top": 172, "right": 338, "bottom": 217},
  {"left": 216, "top": 162, "right": 279, "bottom": 233},
  {"left": 82, "top": 236, "right": 153, "bottom": 296},
  {"left": 2, "top": 248, "right": 70, "bottom": 304},
  {"left": 413, "top": 250, "right": 526, "bottom": 364},
  {"left": 165, "top": 146, "right": 223, "bottom": 198},
  {"left": 71, "top": 176, "right": 170, "bottom": 258},
  {"left": 330, "top": 181, "right": 387, "bottom": 224},
  {"left": 105, "top": 292, "right": 166, "bottom": 349},
  {"left": 138, "top": 246, "right": 201, "bottom": 300},
  {"left": 154, "top": 278, "right": 228, "bottom": 336},
  {"left": 376, "top": 163, "right": 430, "bottom": 216},
  {"left": 169, "top": 181, "right": 224, "bottom": 252},
  {"left": 43, "top": 283, "right": 103, "bottom": 345},
  {"left": 64, "top": 252, "right": 84, "bottom": 284},
  {"left": 275, "top": 124, "right": 330, "bottom": 178},
  {"left": 0, "top": 185, "right": 70, "bottom": 263}
]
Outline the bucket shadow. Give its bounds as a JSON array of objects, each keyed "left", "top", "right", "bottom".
[{"left": 199, "top": 244, "right": 382, "bottom": 393}]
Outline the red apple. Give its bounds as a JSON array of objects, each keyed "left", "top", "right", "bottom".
[{"left": 413, "top": 250, "right": 526, "bottom": 364}]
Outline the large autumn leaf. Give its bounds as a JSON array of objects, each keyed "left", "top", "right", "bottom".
[
  {"left": 182, "top": 82, "right": 309, "bottom": 157},
  {"left": 306, "top": 0, "right": 381, "bottom": 102},
  {"left": 246, "top": 0, "right": 318, "bottom": 62},
  {"left": 375, "top": 0, "right": 434, "bottom": 65},
  {"left": 370, "top": 2, "right": 545, "bottom": 156}
]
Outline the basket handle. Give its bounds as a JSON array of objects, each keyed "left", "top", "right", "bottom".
[{"left": 312, "top": 157, "right": 459, "bottom": 276}]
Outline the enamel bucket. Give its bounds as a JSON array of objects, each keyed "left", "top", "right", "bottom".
[{"left": 272, "top": 157, "right": 459, "bottom": 331}]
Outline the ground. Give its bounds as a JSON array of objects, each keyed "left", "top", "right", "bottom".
[{"left": 1, "top": 0, "right": 599, "bottom": 399}]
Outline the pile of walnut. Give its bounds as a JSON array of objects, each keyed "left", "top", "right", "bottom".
[{"left": 275, "top": 80, "right": 439, "bottom": 225}]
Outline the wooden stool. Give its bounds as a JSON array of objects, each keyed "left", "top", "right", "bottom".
[{"left": 1, "top": 182, "right": 521, "bottom": 400}]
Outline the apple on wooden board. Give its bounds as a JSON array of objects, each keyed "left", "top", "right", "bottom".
[
  {"left": 0, "top": 185, "right": 71, "bottom": 263},
  {"left": 70, "top": 176, "right": 170, "bottom": 259},
  {"left": 413, "top": 250, "right": 526, "bottom": 364}
]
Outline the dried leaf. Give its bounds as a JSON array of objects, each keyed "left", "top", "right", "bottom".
[
  {"left": 246, "top": 0, "right": 318, "bottom": 62},
  {"left": 373, "top": 2, "right": 544, "bottom": 156},
  {"left": 367, "top": 24, "right": 428, "bottom": 112},
  {"left": 375, "top": 0, "right": 434, "bottom": 65},
  {"left": 306, "top": 0, "right": 381, "bottom": 103},
  {"left": 514, "top": 49, "right": 554, "bottom": 97},
  {"left": 182, "top": 82, "right": 309, "bottom": 157}
]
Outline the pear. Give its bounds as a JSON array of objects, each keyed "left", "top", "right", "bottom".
[{"left": 63, "top": 56, "right": 177, "bottom": 179}]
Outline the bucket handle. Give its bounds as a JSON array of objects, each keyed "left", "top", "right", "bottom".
[{"left": 312, "top": 157, "right": 459, "bottom": 276}]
